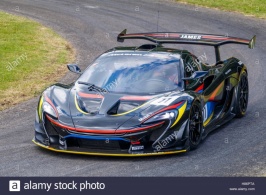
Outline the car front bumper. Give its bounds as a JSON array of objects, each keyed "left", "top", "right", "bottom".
[
  {"left": 34, "top": 112, "right": 189, "bottom": 157},
  {"left": 32, "top": 138, "right": 187, "bottom": 157}
]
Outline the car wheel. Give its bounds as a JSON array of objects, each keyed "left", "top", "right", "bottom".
[
  {"left": 188, "top": 101, "right": 203, "bottom": 150},
  {"left": 235, "top": 71, "right": 249, "bottom": 118}
]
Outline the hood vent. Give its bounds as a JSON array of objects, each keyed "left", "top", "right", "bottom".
[
  {"left": 76, "top": 94, "right": 102, "bottom": 115},
  {"left": 108, "top": 100, "right": 144, "bottom": 115}
]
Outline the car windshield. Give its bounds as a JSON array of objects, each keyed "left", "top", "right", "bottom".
[{"left": 78, "top": 52, "right": 183, "bottom": 94}]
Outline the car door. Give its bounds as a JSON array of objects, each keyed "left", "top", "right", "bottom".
[
  {"left": 201, "top": 65, "right": 226, "bottom": 130},
  {"left": 182, "top": 53, "right": 202, "bottom": 90}
]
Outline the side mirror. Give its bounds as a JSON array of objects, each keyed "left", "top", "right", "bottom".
[
  {"left": 67, "top": 64, "right": 82, "bottom": 74},
  {"left": 182, "top": 71, "right": 208, "bottom": 80}
]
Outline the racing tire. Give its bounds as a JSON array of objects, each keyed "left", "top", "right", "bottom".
[
  {"left": 235, "top": 71, "right": 249, "bottom": 118},
  {"left": 188, "top": 101, "right": 203, "bottom": 150}
]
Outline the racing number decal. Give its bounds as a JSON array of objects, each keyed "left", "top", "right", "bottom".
[
  {"left": 202, "top": 102, "right": 215, "bottom": 126},
  {"left": 150, "top": 97, "right": 177, "bottom": 106},
  {"left": 202, "top": 104, "right": 208, "bottom": 122}
]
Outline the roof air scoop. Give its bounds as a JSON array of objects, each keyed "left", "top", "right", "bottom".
[{"left": 136, "top": 44, "right": 158, "bottom": 51}]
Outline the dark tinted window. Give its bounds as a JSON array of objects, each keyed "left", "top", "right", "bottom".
[
  {"left": 78, "top": 52, "right": 182, "bottom": 94},
  {"left": 183, "top": 54, "right": 202, "bottom": 89}
]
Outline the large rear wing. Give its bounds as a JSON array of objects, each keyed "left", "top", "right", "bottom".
[{"left": 117, "top": 29, "right": 256, "bottom": 62}]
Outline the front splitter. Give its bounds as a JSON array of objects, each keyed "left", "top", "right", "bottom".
[{"left": 32, "top": 139, "right": 187, "bottom": 157}]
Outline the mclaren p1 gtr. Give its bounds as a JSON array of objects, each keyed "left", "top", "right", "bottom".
[{"left": 33, "top": 29, "right": 256, "bottom": 156}]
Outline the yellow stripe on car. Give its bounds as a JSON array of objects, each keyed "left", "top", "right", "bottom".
[
  {"left": 74, "top": 92, "right": 89, "bottom": 115},
  {"left": 170, "top": 101, "right": 187, "bottom": 128},
  {"left": 38, "top": 96, "right": 44, "bottom": 120},
  {"left": 203, "top": 112, "right": 214, "bottom": 127},
  {"left": 113, "top": 101, "right": 151, "bottom": 116}
]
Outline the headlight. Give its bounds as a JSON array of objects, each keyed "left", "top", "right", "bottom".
[
  {"left": 143, "top": 110, "right": 178, "bottom": 124},
  {"left": 141, "top": 101, "right": 187, "bottom": 127},
  {"left": 43, "top": 102, "right": 58, "bottom": 118},
  {"left": 37, "top": 94, "right": 58, "bottom": 121}
]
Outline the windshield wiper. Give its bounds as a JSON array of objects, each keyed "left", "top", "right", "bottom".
[{"left": 77, "top": 81, "right": 108, "bottom": 93}]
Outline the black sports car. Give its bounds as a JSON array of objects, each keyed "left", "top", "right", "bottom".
[{"left": 33, "top": 29, "right": 256, "bottom": 156}]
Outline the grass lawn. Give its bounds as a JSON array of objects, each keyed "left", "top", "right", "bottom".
[
  {"left": 176, "top": 0, "right": 266, "bottom": 19},
  {"left": 0, "top": 12, "right": 75, "bottom": 110}
]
